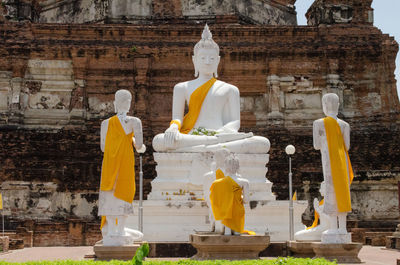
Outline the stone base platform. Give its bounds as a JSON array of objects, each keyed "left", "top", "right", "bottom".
[
  {"left": 322, "top": 232, "right": 351, "bottom": 244},
  {"left": 145, "top": 241, "right": 288, "bottom": 257},
  {"left": 287, "top": 241, "right": 314, "bottom": 258},
  {"left": 126, "top": 200, "right": 307, "bottom": 242},
  {"left": 190, "top": 233, "right": 270, "bottom": 260},
  {"left": 386, "top": 236, "right": 400, "bottom": 249},
  {"left": 148, "top": 152, "right": 275, "bottom": 201},
  {"left": 0, "top": 236, "right": 10, "bottom": 253},
  {"left": 93, "top": 243, "right": 140, "bottom": 261},
  {"left": 311, "top": 242, "right": 362, "bottom": 263},
  {"left": 364, "top": 231, "right": 393, "bottom": 246}
]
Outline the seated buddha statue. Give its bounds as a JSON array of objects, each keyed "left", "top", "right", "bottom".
[{"left": 152, "top": 24, "right": 270, "bottom": 154}]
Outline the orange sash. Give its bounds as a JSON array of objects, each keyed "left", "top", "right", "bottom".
[
  {"left": 308, "top": 117, "right": 354, "bottom": 229},
  {"left": 210, "top": 172, "right": 255, "bottom": 235},
  {"left": 324, "top": 117, "right": 354, "bottom": 212},
  {"left": 175, "top": 78, "right": 217, "bottom": 134},
  {"left": 100, "top": 115, "right": 135, "bottom": 229}
]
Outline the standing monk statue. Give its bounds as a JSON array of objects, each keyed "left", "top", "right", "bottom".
[
  {"left": 313, "top": 93, "right": 354, "bottom": 243},
  {"left": 98, "top": 89, "right": 146, "bottom": 246},
  {"left": 152, "top": 24, "right": 270, "bottom": 154}
]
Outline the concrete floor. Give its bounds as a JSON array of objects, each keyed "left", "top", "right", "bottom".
[{"left": 0, "top": 245, "right": 398, "bottom": 265}]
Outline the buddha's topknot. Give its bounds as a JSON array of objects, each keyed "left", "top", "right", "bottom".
[{"left": 194, "top": 24, "right": 219, "bottom": 56}]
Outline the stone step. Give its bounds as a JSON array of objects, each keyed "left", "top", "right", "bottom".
[
  {"left": 145, "top": 241, "right": 287, "bottom": 258},
  {"left": 25, "top": 74, "right": 74, "bottom": 81},
  {"left": 27, "top": 60, "right": 73, "bottom": 69},
  {"left": 364, "top": 232, "right": 393, "bottom": 246},
  {"left": 0, "top": 236, "right": 10, "bottom": 253},
  {"left": 312, "top": 242, "right": 362, "bottom": 264},
  {"left": 0, "top": 71, "right": 12, "bottom": 79},
  {"left": 0, "top": 81, "right": 11, "bottom": 88},
  {"left": 40, "top": 80, "right": 75, "bottom": 91},
  {"left": 190, "top": 234, "right": 270, "bottom": 260},
  {"left": 9, "top": 239, "right": 24, "bottom": 250}
]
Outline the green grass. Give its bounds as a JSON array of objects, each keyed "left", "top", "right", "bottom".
[{"left": 0, "top": 257, "right": 337, "bottom": 265}]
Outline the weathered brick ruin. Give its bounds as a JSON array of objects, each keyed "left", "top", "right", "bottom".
[{"left": 0, "top": 0, "right": 399, "bottom": 247}]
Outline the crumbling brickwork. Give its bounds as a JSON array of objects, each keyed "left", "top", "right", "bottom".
[
  {"left": 1, "top": 0, "right": 297, "bottom": 25},
  {"left": 306, "top": 0, "right": 373, "bottom": 25}
]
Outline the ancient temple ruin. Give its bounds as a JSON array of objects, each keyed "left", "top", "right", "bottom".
[{"left": 0, "top": 0, "right": 399, "bottom": 247}]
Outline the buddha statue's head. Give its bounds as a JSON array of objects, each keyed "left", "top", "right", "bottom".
[
  {"left": 114, "top": 89, "right": 132, "bottom": 113},
  {"left": 322, "top": 93, "right": 339, "bottom": 117},
  {"left": 193, "top": 24, "right": 220, "bottom": 78},
  {"left": 213, "top": 148, "right": 230, "bottom": 168},
  {"left": 224, "top": 153, "right": 240, "bottom": 176}
]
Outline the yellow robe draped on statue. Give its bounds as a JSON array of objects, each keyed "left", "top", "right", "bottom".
[
  {"left": 100, "top": 115, "right": 135, "bottom": 229},
  {"left": 210, "top": 172, "right": 255, "bottom": 235},
  {"left": 216, "top": 169, "right": 225, "bottom": 180},
  {"left": 307, "top": 116, "right": 354, "bottom": 229},
  {"left": 170, "top": 78, "right": 217, "bottom": 134},
  {"left": 324, "top": 116, "right": 354, "bottom": 212}
]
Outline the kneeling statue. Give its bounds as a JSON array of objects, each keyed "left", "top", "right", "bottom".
[
  {"left": 294, "top": 181, "right": 329, "bottom": 241},
  {"left": 209, "top": 153, "right": 254, "bottom": 235},
  {"left": 203, "top": 148, "right": 230, "bottom": 231}
]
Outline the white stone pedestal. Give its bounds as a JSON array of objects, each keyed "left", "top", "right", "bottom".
[
  {"left": 103, "top": 235, "right": 135, "bottom": 247},
  {"left": 322, "top": 232, "right": 351, "bottom": 244},
  {"left": 131, "top": 151, "right": 307, "bottom": 243},
  {"left": 126, "top": 200, "right": 307, "bottom": 242},
  {"left": 148, "top": 152, "right": 275, "bottom": 201}
]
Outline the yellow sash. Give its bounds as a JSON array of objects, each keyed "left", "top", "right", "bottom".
[
  {"left": 307, "top": 117, "right": 355, "bottom": 229},
  {"left": 210, "top": 173, "right": 255, "bottom": 235},
  {"left": 324, "top": 116, "right": 354, "bottom": 212},
  {"left": 307, "top": 199, "right": 324, "bottom": 230},
  {"left": 216, "top": 169, "right": 225, "bottom": 180},
  {"left": 100, "top": 115, "right": 135, "bottom": 229},
  {"left": 174, "top": 78, "right": 217, "bottom": 134}
]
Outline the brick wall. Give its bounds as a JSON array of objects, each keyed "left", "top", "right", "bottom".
[
  {"left": 31, "top": 221, "right": 101, "bottom": 247},
  {"left": 0, "top": 21, "right": 399, "bottom": 245}
]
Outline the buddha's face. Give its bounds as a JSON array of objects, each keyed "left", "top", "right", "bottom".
[
  {"left": 322, "top": 94, "right": 339, "bottom": 117},
  {"left": 224, "top": 156, "right": 239, "bottom": 175},
  {"left": 114, "top": 91, "right": 132, "bottom": 113},
  {"left": 193, "top": 48, "right": 220, "bottom": 76},
  {"left": 214, "top": 149, "right": 229, "bottom": 167}
]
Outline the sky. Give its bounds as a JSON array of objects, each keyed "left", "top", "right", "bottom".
[{"left": 296, "top": 0, "right": 400, "bottom": 101}]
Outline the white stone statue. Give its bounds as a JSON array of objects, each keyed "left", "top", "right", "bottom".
[
  {"left": 98, "top": 89, "right": 145, "bottom": 246},
  {"left": 313, "top": 93, "right": 353, "bottom": 244},
  {"left": 209, "top": 153, "right": 251, "bottom": 235},
  {"left": 203, "top": 148, "right": 230, "bottom": 231},
  {"left": 152, "top": 24, "right": 270, "bottom": 154},
  {"left": 294, "top": 181, "right": 329, "bottom": 241}
]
